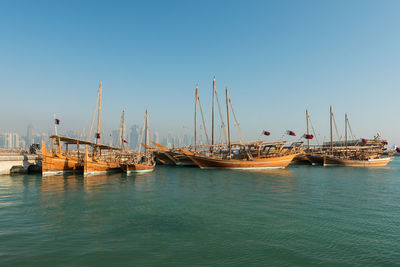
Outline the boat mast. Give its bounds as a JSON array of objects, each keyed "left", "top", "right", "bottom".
[
  {"left": 120, "top": 110, "right": 125, "bottom": 151},
  {"left": 145, "top": 109, "right": 148, "bottom": 158},
  {"left": 211, "top": 77, "right": 215, "bottom": 151},
  {"left": 96, "top": 82, "right": 102, "bottom": 147},
  {"left": 345, "top": 113, "right": 348, "bottom": 158},
  {"left": 226, "top": 88, "right": 231, "bottom": 157},
  {"left": 330, "top": 106, "right": 333, "bottom": 155},
  {"left": 306, "top": 109, "right": 310, "bottom": 151},
  {"left": 194, "top": 85, "right": 198, "bottom": 151}
]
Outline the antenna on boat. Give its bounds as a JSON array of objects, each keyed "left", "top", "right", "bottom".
[
  {"left": 96, "top": 81, "right": 102, "bottom": 146},
  {"left": 87, "top": 82, "right": 101, "bottom": 143},
  {"left": 53, "top": 114, "right": 58, "bottom": 136},
  {"left": 197, "top": 95, "right": 210, "bottom": 145},
  {"left": 345, "top": 113, "right": 348, "bottom": 158},
  {"left": 330, "top": 106, "right": 333, "bottom": 155},
  {"left": 194, "top": 85, "right": 198, "bottom": 151},
  {"left": 306, "top": 109, "right": 310, "bottom": 151},
  {"left": 145, "top": 109, "right": 148, "bottom": 158},
  {"left": 226, "top": 88, "right": 231, "bottom": 157},
  {"left": 120, "top": 109, "right": 125, "bottom": 151},
  {"left": 212, "top": 77, "right": 215, "bottom": 151}
]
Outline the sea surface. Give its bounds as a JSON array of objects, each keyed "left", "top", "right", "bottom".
[{"left": 1, "top": 159, "right": 400, "bottom": 266}]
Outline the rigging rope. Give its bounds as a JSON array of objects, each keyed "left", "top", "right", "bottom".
[
  {"left": 308, "top": 116, "right": 320, "bottom": 147},
  {"left": 347, "top": 117, "right": 356, "bottom": 140},
  {"left": 228, "top": 98, "right": 246, "bottom": 143},
  {"left": 228, "top": 97, "right": 253, "bottom": 160},
  {"left": 136, "top": 118, "right": 146, "bottom": 153},
  {"left": 332, "top": 113, "right": 342, "bottom": 142},
  {"left": 214, "top": 89, "right": 228, "bottom": 144},
  {"left": 197, "top": 96, "right": 210, "bottom": 145}
]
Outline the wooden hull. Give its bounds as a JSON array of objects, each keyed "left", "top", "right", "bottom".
[
  {"left": 155, "top": 151, "right": 196, "bottom": 166},
  {"left": 323, "top": 156, "right": 393, "bottom": 167},
  {"left": 41, "top": 142, "right": 82, "bottom": 176},
  {"left": 122, "top": 162, "right": 155, "bottom": 173},
  {"left": 306, "top": 154, "right": 324, "bottom": 165},
  {"left": 84, "top": 158, "right": 121, "bottom": 175},
  {"left": 83, "top": 148, "right": 121, "bottom": 175},
  {"left": 173, "top": 153, "right": 196, "bottom": 166},
  {"left": 154, "top": 151, "right": 176, "bottom": 165},
  {"left": 292, "top": 153, "right": 311, "bottom": 164},
  {"left": 186, "top": 153, "right": 299, "bottom": 169}
]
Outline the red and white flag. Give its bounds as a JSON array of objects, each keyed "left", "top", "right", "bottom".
[
  {"left": 54, "top": 118, "right": 60, "bottom": 125},
  {"left": 303, "top": 134, "right": 314, "bottom": 140},
  {"left": 286, "top": 130, "right": 296, "bottom": 136},
  {"left": 123, "top": 139, "right": 128, "bottom": 144}
]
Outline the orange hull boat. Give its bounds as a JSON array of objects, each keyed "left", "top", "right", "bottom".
[
  {"left": 83, "top": 147, "right": 121, "bottom": 175},
  {"left": 122, "top": 162, "right": 155, "bottom": 173},
  {"left": 183, "top": 152, "right": 299, "bottom": 169},
  {"left": 41, "top": 141, "right": 83, "bottom": 176},
  {"left": 323, "top": 156, "right": 393, "bottom": 167}
]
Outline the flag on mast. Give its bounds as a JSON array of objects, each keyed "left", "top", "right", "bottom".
[
  {"left": 286, "top": 130, "right": 296, "bottom": 136},
  {"left": 53, "top": 114, "right": 59, "bottom": 135},
  {"left": 303, "top": 134, "right": 314, "bottom": 139},
  {"left": 262, "top": 130, "right": 270, "bottom": 136}
]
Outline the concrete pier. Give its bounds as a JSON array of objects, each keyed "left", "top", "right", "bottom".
[{"left": 0, "top": 153, "right": 41, "bottom": 175}]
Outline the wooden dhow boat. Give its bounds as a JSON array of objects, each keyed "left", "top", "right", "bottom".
[
  {"left": 120, "top": 110, "right": 155, "bottom": 174},
  {"left": 41, "top": 136, "right": 83, "bottom": 176},
  {"left": 84, "top": 146, "right": 121, "bottom": 175},
  {"left": 323, "top": 155, "right": 393, "bottom": 167},
  {"left": 41, "top": 135, "right": 122, "bottom": 176},
  {"left": 321, "top": 108, "right": 393, "bottom": 167},
  {"left": 152, "top": 141, "right": 195, "bottom": 166},
  {"left": 304, "top": 107, "right": 392, "bottom": 166},
  {"left": 181, "top": 141, "right": 302, "bottom": 169},
  {"left": 83, "top": 82, "right": 124, "bottom": 175},
  {"left": 181, "top": 87, "right": 302, "bottom": 169},
  {"left": 150, "top": 82, "right": 218, "bottom": 167}
]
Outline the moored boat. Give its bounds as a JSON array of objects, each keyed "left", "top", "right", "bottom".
[
  {"left": 181, "top": 87, "right": 302, "bottom": 169},
  {"left": 152, "top": 142, "right": 195, "bottom": 166},
  {"left": 83, "top": 146, "right": 121, "bottom": 175},
  {"left": 323, "top": 155, "right": 393, "bottom": 167},
  {"left": 182, "top": 147, "right": 299, "bottom": 169},
  {"left": 321, "top": 108, "right": 393, "bottom": 167},
  {"left": 82, "top": 82, "right": 125, "bottom": 175},
  {"left": 121, "top": 110, "right": 156, "bottom": 174},
  {"left": 41, "top": 138, "right": 83, "bottom": 176}
]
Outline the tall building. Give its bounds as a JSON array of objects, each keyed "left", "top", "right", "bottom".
[
  {"left": 0, "top": 133, "right": 23, "bottom": 149},
  {"left": 152, "top": 131, "right": 160, "bottom": 144},
  {"left": 26, "top": 124, "right": 33, "bottom": 147},
  {"left": 13, "top": 133, "right": 20, "bottom": 148},
  {"left": 0, "top": 134, "right": 5, "bottom": 148},
  {"left": 129, "top": 124, "right": 139, "bottom": 150}
]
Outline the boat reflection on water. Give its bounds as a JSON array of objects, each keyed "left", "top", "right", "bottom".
[
  {"left": 83, "top": 174, "right": 120, "bottom": 194},
  {"left": 233, "top": 168, "right": 294, "bottom": 178},
  {"left": 40, "top": 173, "right": 126, "bottom": 195},
  {"left": 40, "top": 174, "right": 82, "bottom": 196}
]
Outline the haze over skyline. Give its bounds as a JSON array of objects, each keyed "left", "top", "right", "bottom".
[{"left": 1, "top": 0, "right": 399, "bottom": 145}]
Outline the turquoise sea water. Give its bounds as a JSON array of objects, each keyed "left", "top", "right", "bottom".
[{"left": 1, "top": 159, "right": 400, "bottom": 266}]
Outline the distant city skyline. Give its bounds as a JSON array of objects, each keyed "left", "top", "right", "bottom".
[{"left": 1, "top": 1, "right": 399, "bottom": 145}]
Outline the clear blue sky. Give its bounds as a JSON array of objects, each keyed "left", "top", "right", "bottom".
[{"left": 1, "top": 0, "right": 399, "bottom": 145}]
